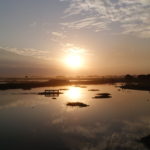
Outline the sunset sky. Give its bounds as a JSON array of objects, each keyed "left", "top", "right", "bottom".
[{"left": 0, "top": 0, "right": 150, "bottom": 76}]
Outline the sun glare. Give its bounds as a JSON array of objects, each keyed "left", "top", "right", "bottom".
[
  {"left": 65, "top": 55, "right": 83, "bottom": 68},
  {"left": 63, "top": 46, "right": 85, "bottom": 69}
]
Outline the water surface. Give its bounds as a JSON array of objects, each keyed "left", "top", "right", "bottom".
[{"left": 0, "top": 84, "right": 150, "bottom": 150}]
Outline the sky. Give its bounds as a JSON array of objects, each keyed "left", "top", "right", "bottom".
[{"left": 0, "top": 0, "right": 150, "bottom": 77}]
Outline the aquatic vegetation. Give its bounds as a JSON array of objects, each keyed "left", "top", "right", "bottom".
[
  {"left": 93, "top": 93, "right": 112, "bottom": 98},
  {"left": 96, "top": 93, "right": 111, "bottom": 96},
  {"left": 59, "top": 88, "right": 69, "bottom": 91},
  {"left": 38, "top": 89, "right": 63, "bottom": 95},
  {"left": 93, "top": 95, "right": 112, "bottom": 98},
  {"left": 38, "top": 89, "right": 63, "bottom": 98},
  {"left": 66, "top": 102, "right": 89, "bottom": 107},
  {"left": 88, "top": 89, "right": 100, "bottom": 91}
]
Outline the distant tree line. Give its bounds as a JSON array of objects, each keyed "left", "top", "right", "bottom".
[{"left": 125, "top": 74, "right": 150, "bottom": 81}]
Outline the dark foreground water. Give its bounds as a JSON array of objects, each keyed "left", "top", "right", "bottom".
[{"left": 0, "top": 84, "right": 150, "bottom": 150}]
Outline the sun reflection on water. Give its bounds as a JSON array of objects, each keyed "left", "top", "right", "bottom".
[{"left": 66, "top": 87, "right": 82, "bottom": 101}]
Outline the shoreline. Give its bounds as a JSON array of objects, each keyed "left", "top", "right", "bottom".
[{"left": 0, "top": 75, "right": 150, "bottom": 91}]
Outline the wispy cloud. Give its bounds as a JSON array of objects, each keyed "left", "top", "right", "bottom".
[
  {"left": 0, "top": 46, "right": 52, "bottom": 60},
  {"left": 62, "top": 43, "right": 87, "bottom": 54},
  {"left": 52, "top": 31, "right": 66, "bottom": 39},
  {"left": 51, "top": 32, "right": 89, "bottom": 55},
  {"left": 61, "top": 17, "right": 109, "bottom": 32},
  {"left": 60, "top": 0, "right": 150, "bottom": 38},
  {"left": 51, "top": 31, "right": 67, "bottom": 43}
]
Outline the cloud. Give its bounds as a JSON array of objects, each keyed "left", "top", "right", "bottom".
[
  {"left": 0, "top": 46, "right": 52, "bottom": 60},
  {"left": 52, "top": 31, "right": 66, "bottom": 39},
  {"left": 0, "top": 47, "right": 66, "bottom": 76},
  {"left": 60, "top": 0, "right": 150, "bottom": 38},
  {"left": 122, "top": 23, "right": 150, "bottom": 38},
  {"left": 61, "top": 17, "right": 109, "bottom": 32},
  {"left": 63, "top": 43, "right": 86, "bottom": 54},
  {"left": 51, "top": 31, "right": 67, "bottom": 45}
]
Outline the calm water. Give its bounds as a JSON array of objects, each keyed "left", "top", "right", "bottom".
[{"left": 0, "top": 84, "right": 150, "bottom": 150}]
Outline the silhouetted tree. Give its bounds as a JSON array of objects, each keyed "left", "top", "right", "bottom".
[
  {"left": 137, "top": 74, "right": 150, "bottom": 80},
  {"left": 125, "top": 74, "right": 134, "bottom": 80}
]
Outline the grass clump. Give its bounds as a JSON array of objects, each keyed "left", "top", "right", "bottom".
[{"left": 66, "top": 102, "right": 89, "bottom": 107}]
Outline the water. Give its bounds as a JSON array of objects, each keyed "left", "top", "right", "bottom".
[{"left": 0, "top": 84, "right": 150, "bottom": 150}]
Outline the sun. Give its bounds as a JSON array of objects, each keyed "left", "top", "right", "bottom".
[
  {"left": 65, "top": 55, "right": 83, "bottom": 68},
  {"left": 63, "top": 46, "right": 85, "bottom": 69}
]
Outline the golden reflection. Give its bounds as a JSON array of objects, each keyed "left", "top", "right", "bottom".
[{"left": 66, "top": 87, "right": 82, "bottom": 101}]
